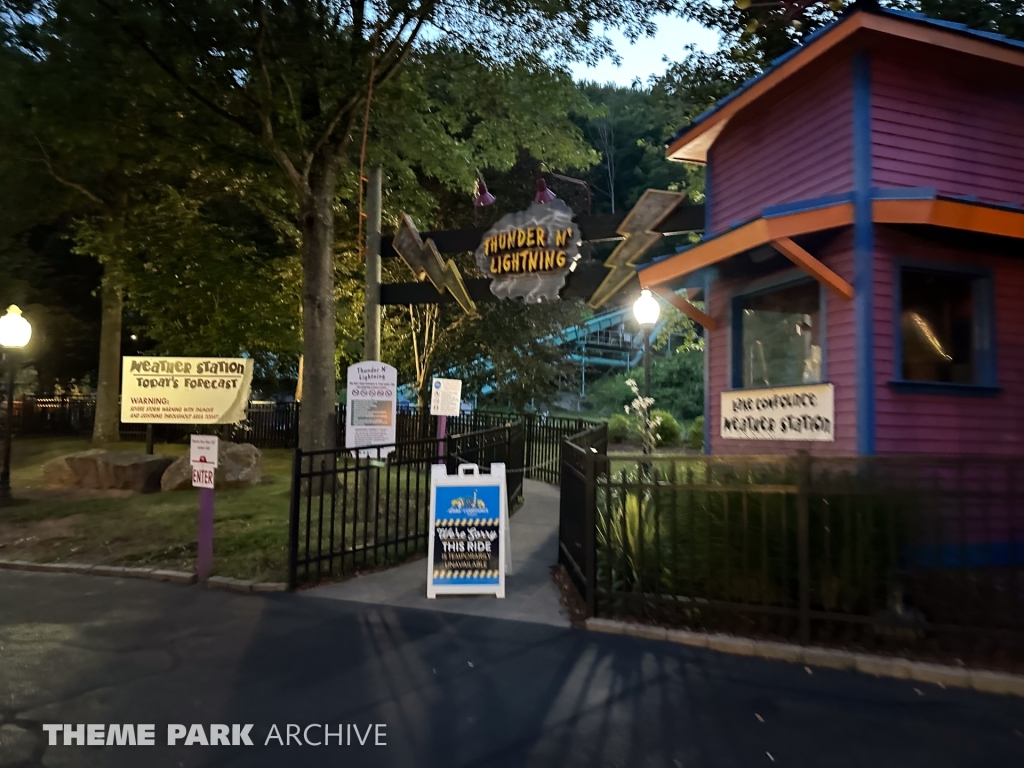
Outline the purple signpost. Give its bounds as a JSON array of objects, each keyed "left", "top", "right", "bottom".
[
  {"left": 197, "top": 486, "right": 215, "bottom": 581},
  {"left": 190, "top": 435, "right": 219, "bottom": 581},
  {"left": 436, "top": 415, "right": 447, "bottom": 464}
]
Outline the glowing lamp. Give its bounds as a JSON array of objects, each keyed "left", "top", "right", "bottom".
[
  {"left": 0, "top": 306, "right": 31, "bottom": 349},
  {"left": 632, "top": 290, "right": 660, "bottom": 328}
]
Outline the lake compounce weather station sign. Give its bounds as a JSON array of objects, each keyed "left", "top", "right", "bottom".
[
  {"left": 345, "top": 362, "right": 398, "bottom": 455},
  {"left": 721, "top": 383, "right": 835, "bottom": 441},
  {"left": 475, "top": 198, "right": 581, "bottom": 303},
  {"left": 120, "top": 357, "right": 254, "bottom": 424}
]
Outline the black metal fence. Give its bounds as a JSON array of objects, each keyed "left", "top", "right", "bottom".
[
  {"left": 8, "top": 397, "right": 594, "bottom": 482},
  {"left": 560, "top": 433, "right": 1024, "bottom": 665},
  {"left": 289, "top": 424, "right": 526, "bottom": 588}
]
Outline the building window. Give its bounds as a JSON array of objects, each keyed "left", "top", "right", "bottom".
[
  {"left": 897, "top": 266, "right": 995, "bottom": 386},
  {"left": 733, "top": 280, "right": 821, "bottom": 389}
]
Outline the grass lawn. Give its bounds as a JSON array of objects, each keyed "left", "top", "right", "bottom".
[{"left": 1, "top": 437, "right": 293, "bottom": 583}]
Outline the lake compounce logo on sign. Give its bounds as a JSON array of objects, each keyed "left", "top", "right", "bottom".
[{"left": 474, "top": 198, "right": 580, "bottom": 303}]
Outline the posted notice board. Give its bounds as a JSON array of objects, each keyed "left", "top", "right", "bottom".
[
  {"left": 345, "top": 361, "right": 398, "bottom": 456},
  {"left": 120, "top": 357, "right": 254, "bottom": 424},
  {"left": 427, "top": 463, "right": 509, "bottom": 599}
]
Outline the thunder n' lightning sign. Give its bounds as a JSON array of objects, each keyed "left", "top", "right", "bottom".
[{"left": 392, "top": 214, "right": 478, "bottom": 315}]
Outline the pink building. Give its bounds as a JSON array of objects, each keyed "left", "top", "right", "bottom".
[{"left": 639, "top": 4, "right": 1024, "bottom": 459}]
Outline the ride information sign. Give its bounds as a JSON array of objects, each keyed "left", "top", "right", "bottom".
[
  {"left": 345, "top": 362, "right": 398, "bottom": 456},
  {"left": 427, "top": 464, "right": 508, "bottom": 599}
]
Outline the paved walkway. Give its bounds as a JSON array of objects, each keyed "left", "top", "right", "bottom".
[{"left": 304, "top": 479, "right": 569, "bottom": 626}]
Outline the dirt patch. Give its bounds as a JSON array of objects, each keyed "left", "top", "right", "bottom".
[
  {"left": 0, "top": 515, "right": 95, "bottom": 562},
  {"left": 551, "top": 564, "right": 588, "bottom": 628},
  {"left": 21, "top": 488, "right": 135, "bottom": 502}
]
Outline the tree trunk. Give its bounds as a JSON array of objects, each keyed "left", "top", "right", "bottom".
[
  {"left": 297, "top": 153, "right": 338, "bottom": 452},
  {"left": 91, "top": 269, "right": 123, "bottom": 445}
]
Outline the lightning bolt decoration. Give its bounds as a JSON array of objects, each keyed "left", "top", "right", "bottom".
[
  {"left": 587, "top": 190, "right": 687, "bottom": 310},
  {"left": 392, "top": 214, "right": 478, "bottom": 316}
]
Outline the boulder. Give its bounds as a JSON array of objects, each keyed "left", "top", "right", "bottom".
[
  {"left": 45, "top": 451, "right": 176, "bottom": 493},
  {"left": 160, "top": 442, "right": 263, "bottom": 492}
]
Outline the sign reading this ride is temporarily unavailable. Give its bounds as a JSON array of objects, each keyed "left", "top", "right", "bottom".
[
  {"left": 474, "top": 199, "right": 580, "bottom": 303},
  {"left": 427, "top": 464, "right": 508, "bottom": 599},
  {"left": 120, "top": 357, "right": 254, "bottom": 424},
  {"left": 720, "top": 383, "right": 835, "bottom": 441}
]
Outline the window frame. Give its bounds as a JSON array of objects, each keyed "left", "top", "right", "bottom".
[
  {"left": 729, "top": 270, "right": 828, "bottom": 391},
  {"left": 890, "top": 258, "right": 998, "bottom": 396}
]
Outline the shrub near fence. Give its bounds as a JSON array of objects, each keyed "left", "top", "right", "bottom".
[{"left": 561, "top": 431, "right": 1024, "bottom": 665}]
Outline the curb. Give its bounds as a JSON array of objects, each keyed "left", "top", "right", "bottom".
[
  {"left": 585, "top": 617, "right": 1024, "bottom": 697},
  {"left": 0, "top": 559, "right": 286, "bottom": 593}
]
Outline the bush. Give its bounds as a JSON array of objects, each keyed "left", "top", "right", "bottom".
[
  {"left": 686, "top": 416, "right": 704, "bottom": 450},
  {"left": 652, "top": 410, "right": 680, "bottom": 446},
  {"left": 607, "top": 413, "right": 632, "bottom": 443}
]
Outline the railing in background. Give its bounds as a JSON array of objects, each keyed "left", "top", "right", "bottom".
[
  {"left": 289, "top": 423, "right": 526, "bottom": 588},
  {"left": 561, "top": 446, "right": 1024, "bottom": 665},
  {"left": 8, "top": 398, "right": 594, "bottom": 483}
]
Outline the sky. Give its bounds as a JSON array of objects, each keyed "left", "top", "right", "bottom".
[{"left": 570, "top": 14, "right": 720, "bottom": 87}]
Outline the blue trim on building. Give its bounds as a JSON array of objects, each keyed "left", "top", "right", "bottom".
[
  {"left": 888, "top": 381, "right": 1000, "bottom": 397},
  {"left": 704, "top": 146, "right": 714, "bottom": 235},
  {"left": 890, "top": 258, "right": 997, "bottom": 394},
  {"left": 761, "top": 192, "right": 853, "bottom": 218},
  {"left": 703, "top": 270, "right": 712, "bottom": 454},
  {"left": 870, "top": 186, "right": 937, "bottom": 200},
  {"left": 910, "top": 542, "right": 1024, "bottom": 569},
  {"left": 852, "top": 51, "right": 875, "bottom": 456}
]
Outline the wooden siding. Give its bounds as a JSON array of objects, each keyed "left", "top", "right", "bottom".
[
  {"left": 873, "top": 227, "right": 1024, "bottom": 455},
  {"left": 707, "top": 230, "right": 858, "bottom": 456},
  {"left": 709, "top": 61, "right": 854, "bottom": 235},
  {"left": 871, "top": 54, "right": 1024, "bottom": 204}
]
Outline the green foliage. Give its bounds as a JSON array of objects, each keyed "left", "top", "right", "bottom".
[
  {"left": 686, "top": 416, "right": 705, "bottom": 451},
  {"left": 607, "top": 413, "right": 633, "bottom": 443},
  {"left": 587, "top": 349, "right": 704, "bottom": 422},
  {"left": 652, "top": 410, "right": 680, "bottom": 446}
]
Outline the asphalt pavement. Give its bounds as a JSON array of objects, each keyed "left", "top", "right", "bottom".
[{"left": 2, "top": 569, "right": 1023, "bottom": 768}]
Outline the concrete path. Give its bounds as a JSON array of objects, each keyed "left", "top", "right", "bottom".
[{"left": 304, "top": 479, "right": 569, "bottom": 627}]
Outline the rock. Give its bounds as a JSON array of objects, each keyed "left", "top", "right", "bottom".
[
  {"left": 44, "top": 451, "right": 174, "bottom": 493},
  {"left": 1, "top": 723, "right": 40, "bottom": 765},
  {"left": 160, "top": 442, "right": 263, "bottom": 491},
  {"left": 41, "top": 449, "right": 105, "bottom": 488}
]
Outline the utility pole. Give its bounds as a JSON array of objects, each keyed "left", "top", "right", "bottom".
[{"left": 363, "top": 167, "right": 383, "bottom": 361}]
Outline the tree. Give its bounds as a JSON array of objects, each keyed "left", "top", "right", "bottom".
[
  {"left": 20, "top": 0, "right": 683, "bottom": 452},
  {"left": 0, "top": 7, "right": 195, "bottom": 441}
]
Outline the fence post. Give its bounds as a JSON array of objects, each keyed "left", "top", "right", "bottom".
[
  {"left": 584, "top": 450, "right": 598, "bottom": 617},
  {"left": 287, "top": 448, "right": 303, "bottom": 590},
  {"left": 796, "top": 449, "right": 812, "bottom": 645}
]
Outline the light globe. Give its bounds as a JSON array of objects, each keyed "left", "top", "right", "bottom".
[
  {"left": 0, "top": 306, "right": 31, "bottom": 349},
  {"left": 632, "top": 289, "right": 660, "bottom": 328}
]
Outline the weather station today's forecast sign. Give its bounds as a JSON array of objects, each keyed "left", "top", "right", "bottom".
[
  {"left": 427, "top": 464, "right": 509, "bottom": 599},
  {"left": 346, "top": 362, "right": 397, "bottom": 456},
  {"left": 721, "top": 383, "right": 835, "bottom": 441},
  {"left": 120, "top": 357, "right": 254, "bottom": 424}
]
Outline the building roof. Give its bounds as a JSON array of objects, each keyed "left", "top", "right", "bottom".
[{"left": 667, "top": 4, "right": 1024, "bottom": 164}]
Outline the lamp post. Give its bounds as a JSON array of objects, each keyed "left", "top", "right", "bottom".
[
  {"left": 632, "top": 289, "right": 661, "bottom": 401},
  {"left": 0, "top": 305, "right": 32, "bottom": 505}
]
